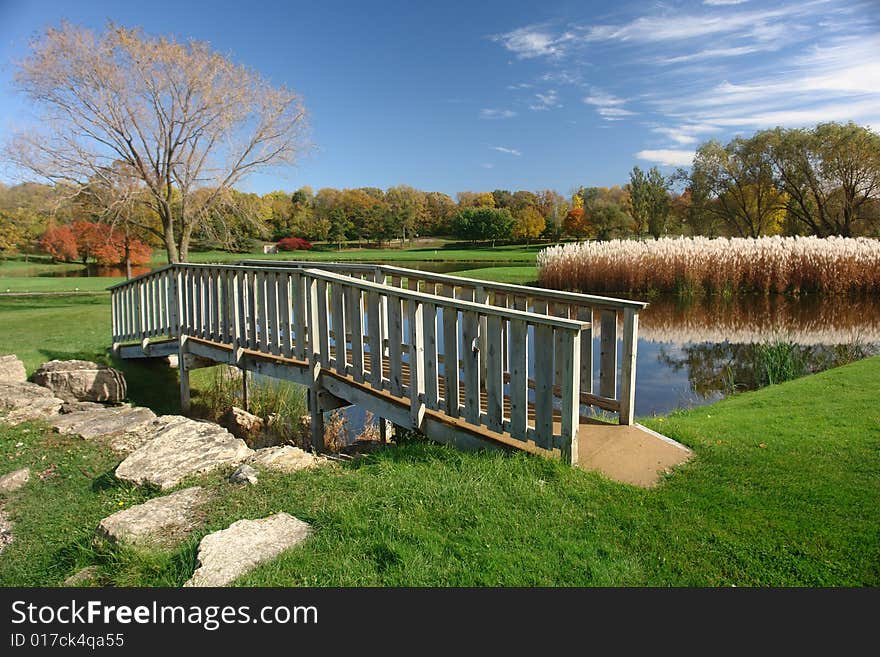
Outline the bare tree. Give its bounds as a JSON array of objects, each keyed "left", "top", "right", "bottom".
[{"left": 7, "top": 22, "right": 308, "bottom": 262}]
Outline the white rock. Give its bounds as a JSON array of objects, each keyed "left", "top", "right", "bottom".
[
  {"left": 249, "top": 446, "right": 329, "bottom": 474},
  {"left": 115, "top": 416, "right": 253, "bottom": 490},
  {"left": 184, "top": 513, "right": 311, "bottom": 587},
  {"left": 229, "top": 464, "right": 259, "bottom": 485},
  {"left": 51, "top": 406, "right": 157, "bottom": 440},
  {"left": 0, "top": 355, "right": 27, "bottom": 383},
  {"left": 0, "top": 468, "right": 30, "bottom": 493},
  {"left": 31, "top": 359, "right": 126, "bottom": 403},
  {"left": 0, "top": 382, "right": 64, "bottom": 425},
  {"left": 96, "top": 487, "right": 208, "bottom": 548}
]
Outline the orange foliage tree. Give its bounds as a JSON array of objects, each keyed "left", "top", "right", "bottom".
[
  {"left": 563, "top": 207, "right": 590, "bottom": 239},
  {"left": 39, "top": 224, "right": 78, "bottom": 262}
]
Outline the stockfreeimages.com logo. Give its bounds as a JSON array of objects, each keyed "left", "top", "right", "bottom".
[{"left": 11, "top": 600, "right": 318, "bottom": 631}]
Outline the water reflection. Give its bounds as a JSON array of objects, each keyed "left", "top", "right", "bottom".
[{"left": 635, "top": 295, "right": 880, "bottom": 416}]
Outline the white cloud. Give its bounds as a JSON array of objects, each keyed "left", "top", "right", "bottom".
[
  {"left": 491, "top": 146, "right": 521, "bottom": 156},
  {"left": 481, "top": 163, "right": 495, "bottom": 169},
  {"left": 703, "top": 0, "right": 749, "bottom": 5},
  {"left": 636, "top": 149, "right": 696, "bottom": 166},
  {"left": 480, "top": 108, "right": 517, "bottom": 120},
  {"left": 491, "top": 26, "right": 573, "bottom": 59},
  {"left": 583, "top": 91, "right": 626, "bottom": 107},
  {"left": 584, "top": 89, "right": 635, "bottom": 120},
  {"left": 652, "top": 124, "right": 718, "bottom": 145},
  {"left": 529, "top": 90, "right": 561, "bottom": 111},
  {"left": 584, "top": 2, "right": 821, "bottom": 43}
]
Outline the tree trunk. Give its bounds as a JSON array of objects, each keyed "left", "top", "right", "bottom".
[
  {"left": 178, "top": 221, "right": 194, "bottom": 263},
  {"left": 162, "top": 213, "right": 179, "bottom": 264}
]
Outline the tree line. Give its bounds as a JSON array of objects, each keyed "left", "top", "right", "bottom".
[{"left": 2, "top": 120, "right": 878, "bottom": 265}]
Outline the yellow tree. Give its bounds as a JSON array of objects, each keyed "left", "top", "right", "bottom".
[{"left": 512, "top": 207, "right": 545, "bottom": 244}]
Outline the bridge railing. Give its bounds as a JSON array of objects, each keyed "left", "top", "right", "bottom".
[{"left": 238, "top": 260, "right": 647, "bottom": 424}]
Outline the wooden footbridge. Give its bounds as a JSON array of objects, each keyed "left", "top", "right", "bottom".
[{"left": 109, "top": 261, "right": 657, "bottom": 467}]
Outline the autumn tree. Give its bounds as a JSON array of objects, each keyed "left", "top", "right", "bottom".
[
  {"left": 457, "top": 191, "right": 496, "bottom": 208},
  {"left": 760, "top": 122, "right": 880, "bottom": 237},
  {"left": 563, "top": 208, "right": 589, "bottom": 239},
  {"left": 7, "top": 22, "right": 308, "bottom": 263},
  {"left": 535, "top": 189, "right": 568, "bottom": 240},
  {"left": 39, "top": 224, "right": 78, "bottom": 262},
  {"left": 690, "top": 137, "right": 788, "bottom": 238},
  {"left": 512, "top": 207, "right": 545, "bottom": 244}
]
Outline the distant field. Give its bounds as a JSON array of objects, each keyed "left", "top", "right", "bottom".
[{"left": 0, "top": 276, "right": 120, "bottom": 293}]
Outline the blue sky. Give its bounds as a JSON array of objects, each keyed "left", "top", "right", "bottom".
[{"left": 0, "top": 0, "right": 878, "bottom": 197}]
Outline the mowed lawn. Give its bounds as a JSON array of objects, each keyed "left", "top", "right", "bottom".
[{"left": 0, "top": 290, "right": 877, "bottom": 586}]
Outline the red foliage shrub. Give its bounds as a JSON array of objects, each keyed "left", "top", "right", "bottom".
[
  {"left": 39, "top": 224, "right": 79, "bottom": 262},
  {"left": 41, "top": 221, "right": 152, "bottom": 266},
  {"left": 277, "top": 236, "right": 313, "bottom": 251}
]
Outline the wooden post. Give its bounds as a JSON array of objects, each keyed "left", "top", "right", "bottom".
[
  {"left": 178, "top": 338, "right": 191, "bottom": 413},
  {"left": 599, "top": 309, "right": 618, "bottom": 400},
  {"left": 619, "top": 308, "right": 639, "bottom": 426},
  {"left": 308, "top": 388, "right": 325, "bottom": 452},
  {"left": 241, "top": 368, "right": 250, "bottom": 412},
  {"left": 559, "top": 330, "right": 581, "bottom": 464}
]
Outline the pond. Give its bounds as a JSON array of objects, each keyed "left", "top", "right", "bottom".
[{"left": 632, "top": 294, "right": 880, "bottom": 416}]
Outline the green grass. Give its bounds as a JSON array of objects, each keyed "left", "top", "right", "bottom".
[
  {"left": 1, "top": 353, "right": 877, "bottom": 586},
  {"left": 452, "top": 266, "right": 539, "bottom": 285},
  {"left": 154, "top": 241, "right": 544, "bottom": 266},
  {"left": 0, "top": 276, "right": 121, "bottom": 293}
]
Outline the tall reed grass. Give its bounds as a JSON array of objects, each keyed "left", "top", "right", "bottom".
[{"left": 537, "top": 236, "right": 880, "bottom": 296}]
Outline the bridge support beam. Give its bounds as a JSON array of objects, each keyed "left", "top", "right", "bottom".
[
  {"left": 307, "top": 389, "right": 325, "bottom": 452},
  {"left": 178, "top": 338, "right": 191, "bottom": 413}
]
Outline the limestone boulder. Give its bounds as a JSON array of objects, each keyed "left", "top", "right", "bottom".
[
  {"left": 220, "top": 406, "right": 285, "bottom": 449},
  {"left": 0, "top": 355, "right": 26, "bottom": 383},
  {"left": 249, "top": 446, "right": 329, "bottom": 474},
  {"left": 96, "top": 487, "right": 208, "bottom": 548},
  {"left": 31, "top": 360, "right": 126, "bottom": 403},
  {"left": 184, "top": 513, "right": 311, "bottom": 587},
  {"left": 0, "top": 382, "right": 64, "bottom": 425},
  {"left": 115, "top": 416, "right": 253, "bottom": 490},
  {"left": 229, "top": 464, "right": 259, "bottom": 485},
  {"left": 0, "top": 468, "right": 30, "bottom": 494},
  {"left": 51, "top": 406, "right": 157, "bottom": 441}
]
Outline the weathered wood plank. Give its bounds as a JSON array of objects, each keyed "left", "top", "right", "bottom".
[
  {"left": 509, "top": 318, "right": 528, "bottom": 440},
  {"left": 267, "top": 271, "right": 279, "bottom": 356},
  {"left": 577, "top": 306, "right": 593, "bottom": 398},
  {"left": 331, "top": 281, "right": 346, "bottom": 374},
  {"left": 423, "top": 302, "right": 439, "bottom": 410},
  {"left": 461, "top": 309, "right": 480, "bottom": 424},
  {"left": 347, "top": 285, "right": 365, "bottom": 383},
  {"left": 599, "top": 309, "right": 618, "bottom": 400},
  {"left": 409, "top": 298, "right": 425, "bottom": 427},
  {"left": 292, "top": 273, "right": 306, "bottom": 360},
  {"left": 278, "top": 271, "right": 292, "bottom": 358},
  {"left": 533, "top": 323, "right": 554, "bottom": 448},
  {"left": 618, "top": 308, "right": 639, "bottom": 426},
  {"left": 485, "top": 314, "right": 503, "bottom": 432},
  {"left": 559, "top": 330, "right": 581, "bottom": 463},
  {"left": 388, "top": 294, "right": 403, "bottom": 396},
  {"left": 316, "top": 279, "right": 330, "bottom": 367},
  {"left": 366, "top": 290, "right": 382, "bottom": 388},
  {"left": 256, "top": 270, "right": 268, "bottom": 353},
  {"left": 441, "top": 285, "right": 459, "bottom": 417}
]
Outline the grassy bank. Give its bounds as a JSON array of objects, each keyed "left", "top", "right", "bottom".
[{"left": 1, "top": 352, "right": 877, "bottom": 586}]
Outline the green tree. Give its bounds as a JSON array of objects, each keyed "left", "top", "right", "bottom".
[
  {"left": 761, "top": 122, "right": 880, "bottom": 237},
  {"left": 450, "top": 207, "right": 514, "bottom": 246},
  {"left": 690, "top": 137, "right": 789, "bottom": 238}
]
